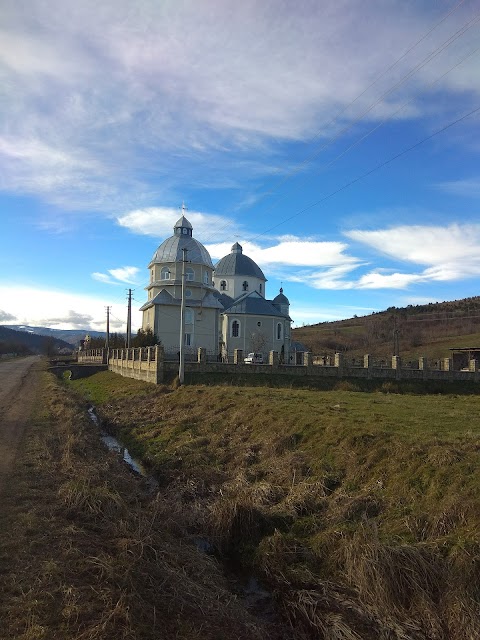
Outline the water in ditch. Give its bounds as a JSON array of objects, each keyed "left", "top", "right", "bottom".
[{"left": 87, "top": 406, "right": 158, "bottom": 490}]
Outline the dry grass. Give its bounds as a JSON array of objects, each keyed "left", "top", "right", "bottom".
[{"left": 0, "top": 373, "right": 275, "bottom": 640}]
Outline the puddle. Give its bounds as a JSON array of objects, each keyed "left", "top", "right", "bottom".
[{"left": 87, "top": 406, "right": 158, "bottom": 490}]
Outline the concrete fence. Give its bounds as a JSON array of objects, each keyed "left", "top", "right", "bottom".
[{"left": 75, "top": 347, "right": 480, "bottom": 385}]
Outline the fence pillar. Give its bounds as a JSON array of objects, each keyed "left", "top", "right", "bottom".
[
  {"left": 269, "top": 350, "right": 279, "bottom": 368},
  {"left": 469, "top": 359, "right": 478, "bottom": 372},
  {"left": 334, "top": 352, "right": 344, "bottom": 377},
  {"left": 303, "top": 352, "right": 311, "bottom": 367},
  {"left": 442, "top": 358, "right": 452, "bottom": 371},
  {"left": 234, "top": 349, "right": 243, "bottom": 365},
  {"left": 198, "top": 347, "right": 206, "bottom": 364},
  {"left": 155, "top": 345, "right": 164, "bottom": 383},
  {"left": 392, "top": 355, "right": 401, "bottom": 380}
]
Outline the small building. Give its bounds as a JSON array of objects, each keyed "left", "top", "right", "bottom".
[{"left": 450, "top": 347, "right": 480, "bottom": 370}]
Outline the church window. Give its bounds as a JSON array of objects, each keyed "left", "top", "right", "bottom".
[
  {"left": 186, "top": 267, "right": 194, "bottom": 281},
  {"left": 277, "top": 323, "right": 283, "bottom": 340},
  {"left": 257, "top": 321, "right": 262, "bottom": 327},
  {"left": 220, "top": 280, "right": 227, "bottom": 291},
  {"left": 161, "top": 267, "right": 170, "bottom": 280},
  {"left": 182, "top": 228, "right": 188, "bottom": 234},
  {"left": 242, "top": 281, "right": 249, "bottom": 291},
  {"left": 186, "top": 289, "right": 192, "bottom": 297},
  {"left": 184, "top": 333, "right": 192, "bottom": 346},
  {"left": 203, "top": 271, "right": 209, "bottom": 285},
  {"left": 259, "top": 283, "right": 262, "bottom": 293},
  {"left": 231, "top": 320, "right": 240, "bottom": 338},
  {"left": 185, "top": 309, "right": 194, "bottom": 324}
]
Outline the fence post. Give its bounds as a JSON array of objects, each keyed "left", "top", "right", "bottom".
[
  {"left": 269, "top": 350, "right": 279, "bottom": 368},
  {"left": 392, "top": 355, "right": 401, "bottom": 380},
  {"left": 234, "top": 349, "right": 243, "bottom": 365}
]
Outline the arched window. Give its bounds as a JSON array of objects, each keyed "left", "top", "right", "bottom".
[
  {"left": 161, "top": 267, "right": 170, "bottom": 280},
  {"left": 220, "top": 280, "right": 227, "bottom": 291},
  {"left": 186, "top": 267, "right": 194, "bottom": 281},
  {"left": 242, "top": 280, "right": 249, "bottom": 291},
  {"left": 277, "top": 323, "right": 283, "bottom": 340},
  {"left": 231, "top": 320, "right": 240, "bottom": 338},
  {"left": 186, "top": 289, "right": 192, "bottom": 297}
]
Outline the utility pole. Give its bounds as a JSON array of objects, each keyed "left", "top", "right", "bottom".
[
  {"left": 178, "top": 247, "right": 187, "bottom": 385},
  {"left": 105, "top": 306, "right": 111, "bottom": 349},
  {"left": 126, "top": 289, "right": 132, "bottom": 348},
  {"left": 393, "top": 315, "right": 400, "bottom": 356}
]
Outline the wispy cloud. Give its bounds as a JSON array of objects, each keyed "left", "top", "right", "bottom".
[
  {"left": 434, "top": 177, "right": 480, "bottom": 198},
  {"left": 1, "top": 0, "right": 478, "bottom": 210}
]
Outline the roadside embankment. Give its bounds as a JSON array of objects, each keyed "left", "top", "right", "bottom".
[{"left": 71, "top": 370, "right": 480, "bottom": 639}]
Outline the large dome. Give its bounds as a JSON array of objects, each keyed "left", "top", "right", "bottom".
[
  {"left": 149, "top": 216, "right": 214, "bottom": 268},
  {"left": 214, "top": 242, "right": 266, "bottom": 280}
]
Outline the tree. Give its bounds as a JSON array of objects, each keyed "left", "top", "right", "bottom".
[
  {"left": 249, "top": 330, "right": 268, "bottom": 353},
  {"left": 132, "top": 328, "right": 158, "bottom": 347}
]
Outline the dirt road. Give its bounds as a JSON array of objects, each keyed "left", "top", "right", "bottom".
[{"left": 0, "top": 356, "right": 40, "bottom": 494}]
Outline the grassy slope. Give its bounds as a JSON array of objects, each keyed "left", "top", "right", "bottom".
[{"left": 72, "top": 371, "right": 480, "bottom": 640}]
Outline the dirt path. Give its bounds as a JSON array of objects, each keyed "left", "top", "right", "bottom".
[{"left": 0, "top": 356, "right": 40, "bottom": 495}]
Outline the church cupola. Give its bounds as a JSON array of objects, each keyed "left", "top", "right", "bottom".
[
  {"left": 273, "top": 287, "right": 290, "bottom": 315},
  {"left": 231, "top": 242, "right": 242, "bottom": 254},
  {"left": 174, "top": 214, "right": 193, "bottom": 237}
]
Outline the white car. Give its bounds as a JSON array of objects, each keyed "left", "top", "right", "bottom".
[{"left": 244, "top": 352, "right": 264, "bottom": 364}]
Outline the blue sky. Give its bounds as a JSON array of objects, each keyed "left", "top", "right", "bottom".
[{"left": 1, "top": 0, "right": 480, "bottom": 332}]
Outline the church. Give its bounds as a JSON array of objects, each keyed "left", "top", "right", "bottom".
[{"left": 140, "top": 214, "right": 292, "bottom": 361}]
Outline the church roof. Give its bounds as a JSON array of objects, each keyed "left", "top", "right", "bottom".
[
  {"left": 272, "top": 287, "right": 289, "bottom": 305},
  {"left": 222, "top": 291, "right": 290, "bottom": 319},
  {"left": 139, "top": 288, "right": 223, "bottom": 311},
  {"left": 214, "top": 242, "right": 266, "bottom": 280},
  {"left": 149, "top": 216, "right": 213, "bottom": 268}
]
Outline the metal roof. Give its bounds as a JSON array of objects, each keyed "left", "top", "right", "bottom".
[
  {"left": 223, "top": 291, "right": 290, "bottom": 319},
  {"left": 149, "top": 235, "right": 213, "bottom": 268},
  {"left": 214, "top": 245, "right": 266, "bottom": 280}
]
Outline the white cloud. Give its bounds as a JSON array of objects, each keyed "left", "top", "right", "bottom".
[
  {"left": 117, "top": 207, "right": 239, "bottom": 243},
  {"left": 0, "top": 286, "right": 142, "bottom": 331},
  {"left": 92, "top": 266, "right": 141, "bottom": 285}
]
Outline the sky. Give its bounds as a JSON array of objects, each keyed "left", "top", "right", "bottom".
[{"left": 1, "top": 0, "right": 480, "bottom": 333}]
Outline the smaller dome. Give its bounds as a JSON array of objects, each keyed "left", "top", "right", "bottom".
[
  {"left": 273, "top": 287, "right": 289, "bottom": 305},
  {"left": 214, "top": 244, "right": 266, "bottom": 280}
]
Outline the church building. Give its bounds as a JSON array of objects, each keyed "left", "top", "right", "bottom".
[{"left": 140, "top": 214, "right": 292, "bottom": 361}]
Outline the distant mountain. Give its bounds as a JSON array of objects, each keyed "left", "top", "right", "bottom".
[
  {"left": 4, "top": 325, "right": 106, "bottom": 346},
  {"left": 0, "top": 326, "right": 73, "bottom": 354}
]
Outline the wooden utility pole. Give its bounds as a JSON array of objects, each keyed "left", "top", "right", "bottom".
[
  {"left": 178, "top": 248, "right": 187, "bottom": 385},
  {"left": 126, "top": 289, "right": 132, "bottom": 348}
]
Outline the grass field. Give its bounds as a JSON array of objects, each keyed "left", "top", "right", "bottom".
[{"left": 70, "top": 370, "right": 480, "bottom": 639}]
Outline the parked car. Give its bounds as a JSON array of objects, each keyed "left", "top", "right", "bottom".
[{"left": 244, "top": 352, "right": 264, "bottom": 364}]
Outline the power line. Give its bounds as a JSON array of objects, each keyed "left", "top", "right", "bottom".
[{"left": 250, "top": 104, "right": 480, "bottom": 241}]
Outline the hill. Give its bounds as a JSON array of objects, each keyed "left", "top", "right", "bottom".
[
  {"left": 0, "top": 326, "right": 73, "bottom": 354},
  {"left": 293, "top": 296, "right": 480, "bottom": 361},
  {"left": 4, "top": 325, "right": 106, "bottom": 346}
]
